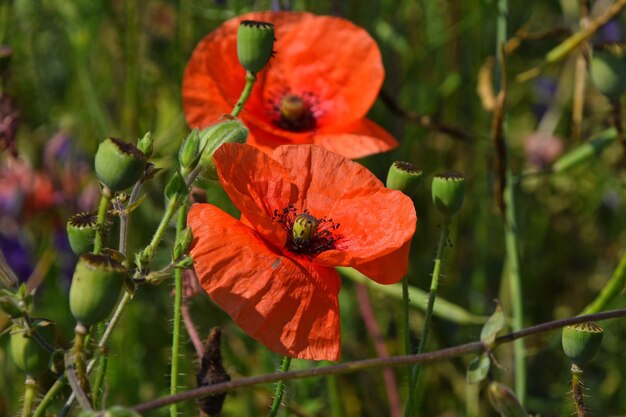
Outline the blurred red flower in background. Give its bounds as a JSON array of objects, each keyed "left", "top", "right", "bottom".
[
  {"left": 187, "top": 144, "right": 416, "bottom": 360},
  {"left": 183, "top": 12, "right": 398, "bottom": 159}
]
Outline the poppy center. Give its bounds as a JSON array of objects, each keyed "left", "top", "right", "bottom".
[
  {"left": 274, "top": 94, "right": 317, "bottom": 132},
  {"left": 273, "top": 205, "right": 341, "bottom": 257}
]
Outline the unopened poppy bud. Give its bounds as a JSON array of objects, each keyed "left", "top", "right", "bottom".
[
  {"left": 237, "top": 20, "right": 275, "bottom": 74},
  {"left": 66, "top": 211, "right": 101, "bottom": 255},
  {"left": 487, "top": 381, "right": 528, "bottom": 417},
  {"left": 136, "top": 131, "right": 154, "bottom": 158},
  {"left": 590, "top": 44, "right": 626, "bottom": 102},
  {"left": 173, "top": 228, "right": 194, "bottom": 260},
  {"left": 165, "top": 171, "right": 188, "bottom": 203},
  {"left": 562, "top": 322, "right": 603, "bottom": 366},
  {"left": 69, "top": 253, "right": 126, "bottom": 328},
  {"left": 10, "top": 319, "right": 55, "bottom": 377},
  {"left": 292, "top": 213, "right": 319, "bottom": 244},
  {"left": 179, "top": 129, "right": 201, "bottom": 171},
  {"left": 386, "top": 161, "right": 423, "bottom": 197},
  {"left": 196, "top": 118, "right": 249, "bottom": 181},
  {"left": 95, "top": 137, "right": 146, "bottom": 192},
  {"left": 432, "top": 172, "right": 465, "bottom": 218}
]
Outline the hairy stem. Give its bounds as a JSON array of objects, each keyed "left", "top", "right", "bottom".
[
  {"left": 22, "top": 377, "right": 36, "bottom": 417},
  {"left": 571, "top": 364, "right": 586, "bottom": 417},
  {"left": 93, "top": 189, "right": 112, "bottom": 255},
  {"left": 267, "top": 356, "right": 292, "bottom": 417},
  {"left": 231, "top": 72, "right": 257, "bottom": 117}
]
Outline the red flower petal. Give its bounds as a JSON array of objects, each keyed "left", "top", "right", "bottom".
[
  {"left": 314, "top": 186, "right": 416, "bottom": 272},
  {"left": 270, "top": 144, "right": 383, "bottom": 215},
  {"left": 354, "top": 240, "right": 412, "bottom": 284},
  {"left": 213, "top": 143, "right": 296, "bottom": 248},
  {"left": 188, "top": 203, "right": 341, "bottom": 361},
  {"left": 313, "top": 119, "right": 399, "bottom": 159}
]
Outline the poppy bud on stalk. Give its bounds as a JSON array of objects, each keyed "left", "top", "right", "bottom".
[
  {"left": 432, "top": 172, "right": 465, "bottom": 218},
  {"left": 386, "top": 161, "right": 423, "bottom": 197},
  {"left": 487, "top": 381, "right": 528, "bottom": 417},
  {"left": 590, "top": 44, "right": 626, "bottom": 102},
  {"left": 69, "top": 253, "right": 126, "bottom": 328},
  {"left": 94, "top": 137, "right": 146, "bottom": 192},
  {"left": 66, "top": 211, "right": 104, "bottom": 255},
  {"left": 10, "top": 319, "right": 55, "bottom": 377},
  {"left": 136, "top": 131, "right": 154, "bottom": 159},
  {"left": 195, "top": 118, "right": 249, "bottom": 181},
  {"left": 237, "top": 20, "right": 275, "bottom": 74},
  {"left": 179, "top": 129, "right": 201, "bottom": 171},
  {"left": 562, "top": 322, "right": 603, "bottom": 366}
]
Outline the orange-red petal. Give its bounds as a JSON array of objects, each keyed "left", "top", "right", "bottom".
[
  {"left": 313, "top": 118, "right": 399, "bottom": 159},
  {"left": 354, "top": 240, "right": 412, "bottom": 284},
  {"left": 188, "top": 203, "right": 341, "bottom": 361},
  {"left": 270, "top": 144, "right": 383, "bottom": 215},
  {"left": 212, "top": 143, "right": 296, "bottom": 248},
  {"left": 314, "top": 186, "right": 416, "bottom": 269}
]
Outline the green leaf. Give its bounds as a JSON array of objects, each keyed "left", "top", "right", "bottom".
[
  {"left": 481, "top": 301, "right": 505, "bottom": 347},
  {"left": 466, "top": 353, "right": 491, "bottom": 384}
]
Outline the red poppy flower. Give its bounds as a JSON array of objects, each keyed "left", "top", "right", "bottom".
[
  {"left": 182, "top": 12, "right": 398, "bottom": 159},
  {"left": 187, "top": 143, "right": 416, "bottom": 361}
]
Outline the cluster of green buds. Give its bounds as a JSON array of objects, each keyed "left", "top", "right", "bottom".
[
  {"left": 69, "top": 253, "right": 127, "bottom": 328},
  {"left": 237, "top": 20, "right": 275, "bottom": 74},
  {"left": 590, "top": 43, "right": 626, "bottom": 102},
  {"left": 178, "top": 117, "right": 249, "bottom": 181},
  {"left": 10, "top": 319, "right": 55, "bottom": 377},
  {"left": 431, "top": 172, "right": 466, "bottom": 218}
]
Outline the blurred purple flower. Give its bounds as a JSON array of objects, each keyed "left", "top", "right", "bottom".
[
  {"left": 0, "top": 234, "right": 32, "bottom": 282},
  {"left": 599, "top": 20, "right": 621, "bottom": 44},
  {"left": 532, "top": 76, "right": 557, "bottom": 121},
  {"left": 525, "top": 132, "right": 564, "bottom": 169}
]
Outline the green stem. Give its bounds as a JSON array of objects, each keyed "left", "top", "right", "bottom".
[
  {"left": 91, "top": 346, "right": 108, "bottom": 409},
  {"left": 402, "top": 277, "right": 414, "bottom": 416},
  {"left": 33, "top": 377, "right": 66, "bottom": 417},
  {"left": 582, "top": 248, "right": 626, "bottom": 314},
  {"left": 93, "top": 190, "right": 112, "bottom": 255},
  {"left": 22, "top": 377, "right": 36, "bottom": 417},
  {"left": 571, "top": 364, "right": 586, "bottom": 417},
  {"left": 326, "top": 375, "right": 344, "bottom": 417},
  {"left": 407, "top": 219, "right": 450, "bottom": 415},
  {"left": 267, "top": 356, "right": 292, "bottom": 417},
  {"left": 231, "top": 72, "right": 257, "bottom": 117},
  {"left": 72, "top": 325, "right": 90, "bottom": 396},
  {"left": 143, "top": 195, "right": 181, "bottom": 264},
  {"left": 170, "top": 202, "right": 189, "bottom": 417}
]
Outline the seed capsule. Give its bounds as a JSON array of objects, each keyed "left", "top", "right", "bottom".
[
  {"left": 10, "top": 319, "right": 55, "bottom": 377},
  {"left": 69, "top": 253, "right": 126, "bottom": 327},
  {"left": 66, "top": 211, "right": 101, "bottom": 255},
  {"left": 94, "top": 137, "right": 146, "bottom": 192},
  {"left": 386, "top": 161, "right": 423, "bottom": 197},
  {"left": 237, "top": 20, "right": 275, "bottom": 74},
  {"left": 431, "top": 172, "right": 465, "bottom": 218},
  {"left": 562, "top": 322, "right": 604, "bottom": 366}
]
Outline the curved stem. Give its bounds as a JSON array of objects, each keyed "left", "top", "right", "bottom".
[
  {"left": 231, "top": 72, "right": 257, "bottom": 117},
  {"left": 131, "top": 308, "right": 626, "bottom": 414},
  {"left": 407, "top": 219, "right": 450, "bottom": 415},
  {"left": 93, "top": 189, "right": 112, "bottom": 255},
  {"left": 170, "top": 202, "right": 189, "bottom": 417},
  {"left": 143, "top": 195, "right": 181, "bottom": 264},
  {"left": 267, "top": 356, "right": 291, "bottom": 417}
]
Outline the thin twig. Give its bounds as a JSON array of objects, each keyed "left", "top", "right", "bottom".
[{"left": 130, "top": 308, "right": 626, "bottom": 414}]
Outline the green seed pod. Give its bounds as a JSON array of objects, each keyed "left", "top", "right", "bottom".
[
  {"left": 292, "top": 213, "right": 319, "bottom": 244},
  {"left": 66, "top": 211, "right": 100, "bottom": 255},
  {"left": 10, "top": 319, "right": 55, "bottom": 377},
  {"left": 136, "top": 131, "right": 154, "bottom": 159},
  {"left": 431, "top": 172, "right": 465, "bottom": 218},
  {"left": 590, "top": 45, "right": 626, "bottom": 102},
  {"left": 386, "top": 161, "right": 423, "bottom": 197},
  {"left": 562, "top": 322, "right": 604, "bottom": 366},
  {"left": 196, "top": 118, "right": 249, "bottom": 181},
  {"left": 69, "top": 253, "right": 126, "bottom": 328},
  {"left": 487, "top": 381, "right": 528, "bottom": 417},
  {"left": 94, "top": 137, "right": 146, "bottom": 192},
  {"left": 179, "top": 129, "right": 201, "bottom": 171},
  {"left": 237, "top": 20, "right": 275, "bottom": 74}
]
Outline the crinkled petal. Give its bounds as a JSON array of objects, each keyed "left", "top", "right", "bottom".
[
  {"left": 314, "top": 186, "right": 416, "bottom": 268},
  {"left": 213, "top": 143, "right": 296, "bottom": 247},
  {"left": 188, "top": 203, "right": 341, "bottom": 361},
  {"left": 270, "top": 144, "right": 383, "bottom": 215},
  {"left": 354, "top": 240, "right": 412, "bottom": 284},
  {"left": 313, "top": 119, "right": 399, "bottom": 159}
]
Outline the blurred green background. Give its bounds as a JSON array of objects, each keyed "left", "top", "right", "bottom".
[{"left": 2, "top": 0, "right": 626, "bottom": 416}]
